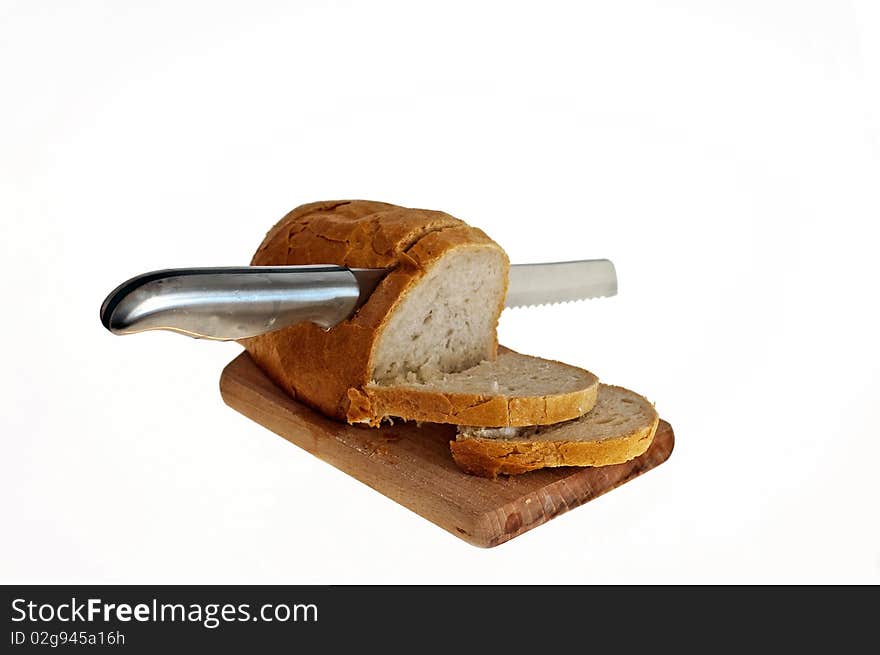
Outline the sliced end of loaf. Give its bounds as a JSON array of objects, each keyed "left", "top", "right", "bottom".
[
  {"left": 371, "top": 243, "right": 507, "bottom": 384},
  {"left": 449, "top": 384, "right": 659, "bottom": 477}
]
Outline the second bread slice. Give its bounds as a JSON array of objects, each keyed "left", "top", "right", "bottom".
[
  {"left": 450, "top": 384, "right": 659, "bottom": 477},
  {"left": 347, "top": 348, "right": 599, "bottom": 427}
]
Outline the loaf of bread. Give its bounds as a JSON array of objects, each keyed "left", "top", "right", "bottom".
[
  {"left": 241, "top": 201, "right": 598, "bottom": 427},
  {"left": 244, "top": 200, "right": 659, "bottom": 477}
]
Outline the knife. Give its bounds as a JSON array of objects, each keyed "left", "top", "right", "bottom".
[{"left": 100, "top": 259, "right": 617, "bottom": 341}]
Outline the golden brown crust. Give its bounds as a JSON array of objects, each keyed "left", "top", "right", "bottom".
[
  {"left": 251, "top": 200, "right": 464, "bottom": 269},
  {"left": 449, "top": 387, "right": 660, "bottom": 477},
  {"left": 240, "top": 200, "right": 508, "bottom": 422}
]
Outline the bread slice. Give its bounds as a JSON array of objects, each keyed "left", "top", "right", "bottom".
[
  {"left": 350, "top": 348, "right": 599, "bottom": 427},
  {"left": 450, "top": 384, "right": 659, "bottom": 477},
  {"left": 241, "top": 200, "right": 512, "bottom": 423}
]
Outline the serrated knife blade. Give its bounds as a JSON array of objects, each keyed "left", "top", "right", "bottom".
[{"left": 505, "top": 259, "right": 618, "bottom": 309}]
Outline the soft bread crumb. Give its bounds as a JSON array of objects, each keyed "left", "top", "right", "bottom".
[{"left": 372, "top": 247, "right": 507, "bottom": 384}]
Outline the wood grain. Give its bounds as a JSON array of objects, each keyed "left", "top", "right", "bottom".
[{"left": 220, "top": 352, "right": 674, "bottom": 547}]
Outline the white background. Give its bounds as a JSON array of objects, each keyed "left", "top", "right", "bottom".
[{"left": 2, "top": 0, "right": 878, "bottom": 584}]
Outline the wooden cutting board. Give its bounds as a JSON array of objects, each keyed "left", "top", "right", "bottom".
[{"left": 220, "top": 352, "right": 674, "bottom": 547}]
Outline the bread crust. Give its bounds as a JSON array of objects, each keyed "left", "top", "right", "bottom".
[
  {"left": 449, "top": 384, "right": 659, "bottom": 477},
  {"left": 240, "top": 200, "right": 508, "bottom": 423}
]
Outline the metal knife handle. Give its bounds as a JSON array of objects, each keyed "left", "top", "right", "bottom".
[{"left": 99, "top": 266, "right": 379, "bottom": 341}]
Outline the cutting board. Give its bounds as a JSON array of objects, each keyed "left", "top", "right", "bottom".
[{"left": 220, "top": 352, "right": 674, "bottom": 547}]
